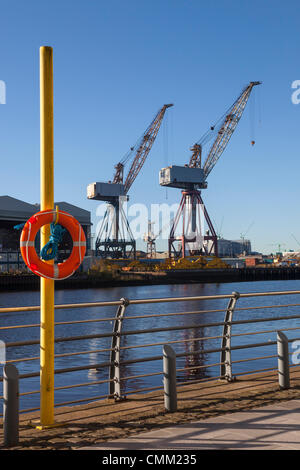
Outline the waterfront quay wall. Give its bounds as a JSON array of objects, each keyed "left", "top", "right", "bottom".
[{"left": 1, "top": 267, "right": 300, "bottom": 291}]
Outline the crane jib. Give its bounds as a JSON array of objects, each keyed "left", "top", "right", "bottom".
[{"left": 201, "top": 81, "right": 261, "bottom": 179}]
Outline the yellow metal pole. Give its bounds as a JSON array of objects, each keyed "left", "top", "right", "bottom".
[{"left": 40, "top": 46, "right": 54, "bottom": 427}]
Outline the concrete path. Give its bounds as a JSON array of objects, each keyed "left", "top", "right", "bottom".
[{"left": 82, "top": 399, "right": 300, "bottom": 450}]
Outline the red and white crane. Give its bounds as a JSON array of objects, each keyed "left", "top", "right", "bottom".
[{"left": 159, "top": 82, "right": 261, "bottom": 258}]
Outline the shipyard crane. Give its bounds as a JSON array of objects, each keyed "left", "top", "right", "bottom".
[
  {"left": 87, "top": 103, "right": 173, "bottom": 258},
  {"left": 143, "top": 217, "right": 174, "bottom": 258},
  {"left": 159, "top": 82, "right": 261, "bottom": 258}
]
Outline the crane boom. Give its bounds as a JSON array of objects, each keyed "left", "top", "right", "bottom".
[
  {"left": 159, "top": 80, "right": 261, "bottom": 260},
  {"left": 200, "top": 81, "right": 261, "bottom": 178},
  {"left": 112, "top": 104, "right": 173, "bottom": 193}
]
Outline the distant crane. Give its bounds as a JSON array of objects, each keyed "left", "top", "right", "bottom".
[
  {"left": 143, "top": 218, "right": 174, "bottom": 258},
  {"left": 143, "top": 220, "right": 157, "bottom": 258},
  {"left": 269, "top": 243, "right": 286, "bottom": 254},
  {"left": 159, "top": 82, "right": 261, "bottom": 258},
  {"left": 213, "top": 216, "right": 224, "bottom": 240},
  {"left": 291, "top": 234, "right": 300, "bottom": 250},
  {"left": 87, "top": 104, "right": 173, "bottom": 258},
  {"left": 240, "top": 221, "right": 254, "bottom": 254}
]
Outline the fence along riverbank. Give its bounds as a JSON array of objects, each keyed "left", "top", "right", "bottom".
[{"left": 1, "top": 288, "right": 300, "bottom": 416}]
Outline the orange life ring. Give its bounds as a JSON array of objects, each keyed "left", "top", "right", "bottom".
[{"left": 20, "top": 209, "right": 86, "bottom": 280}]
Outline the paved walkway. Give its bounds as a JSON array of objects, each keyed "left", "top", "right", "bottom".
[{"left": 82, "top": 399, "right": 300, "bottom": 450}]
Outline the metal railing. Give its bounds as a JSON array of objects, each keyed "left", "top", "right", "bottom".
[{"left": 1, "top": 289, "right": 300, "bottom": 413}]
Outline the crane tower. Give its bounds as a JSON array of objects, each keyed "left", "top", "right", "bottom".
[
  {"left": 159, "top": 82, "right": 261, "bottom": 258},
  {"left": 88, "top": 103, "right": 173, "bottom": 259}
]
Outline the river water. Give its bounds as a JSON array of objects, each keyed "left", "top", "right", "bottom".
[{"left": 1, "top": 279, "right": 300, "bottom": 411}]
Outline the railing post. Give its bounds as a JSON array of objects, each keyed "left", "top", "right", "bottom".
[
  {"left": 163, "top": 345, "right": 177, "bottom": 412},
  {"left": 3, "top": 364, "right": 19, "bottom": 447},
  {"left": 277, "top": 331, "right": 290, "bottom": 389},
  {"left": 109, "top": 297, "right": 129, "bottom": 400},
  {"left": 220, "top": 291, "right": 240, "bottom": 382}
]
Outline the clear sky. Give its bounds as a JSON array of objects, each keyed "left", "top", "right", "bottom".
[{"left": 1, "top": 0, "right": 300, "bottom": 254}]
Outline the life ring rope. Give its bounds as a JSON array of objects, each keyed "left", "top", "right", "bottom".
[{"left": 20, "top": 209, "right": 86, "bottom": 280}]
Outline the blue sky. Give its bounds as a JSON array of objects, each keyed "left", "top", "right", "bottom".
[{"left": 1, "top": 0, "right": 300, "bottom": 253}]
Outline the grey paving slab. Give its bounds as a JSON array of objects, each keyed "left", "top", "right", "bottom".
[{"left": 79, "top": 400, "right": 300, "bottom": 450}]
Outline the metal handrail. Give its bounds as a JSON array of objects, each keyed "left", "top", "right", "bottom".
[
  {"left": 2, "top": 288, "right": 300, "bottom": 412},
  {"left": 1, "top": 288, "right": 300, "bottom": 314}
]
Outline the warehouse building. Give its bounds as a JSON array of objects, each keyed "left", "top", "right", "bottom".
[
  {"left": 0, "top": 195, "right": 92, "bottom": 255},
  {"left": 217, "top": 238, "right": 252, "bottom": 257}
]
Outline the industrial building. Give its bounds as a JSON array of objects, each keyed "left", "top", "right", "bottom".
[
  {"left": 0, "top": 196, "right": 91, "bottom": 269},
  {"left": 217, "top": 238, "right": 252, "bottom": 257}
]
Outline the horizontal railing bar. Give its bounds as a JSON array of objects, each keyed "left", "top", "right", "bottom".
[
  {"left": 231, "top": 354, "right": 277, "bottom": 364},
  {"left": 176, "top": 375, "right": 223, "bottom": 387},
  {"left": 239, "top": 291, "right": 300, "bottom": 298},
  {"left": 176, "top": 362, "right": 224, "bottom": 372},
  {"left": 5, "top": 356, "right": 40, "bottom": 363},
  {"left": 19, "top": 406, "right": 41, "bottom": 415},
  {"left": 0, "top": 361, "right": 114, "bottom": 381},
  {"left": 120, "top": 355, "right": 163, "bottom": 366},
  {"left": 231, "top": 341, "right": 277, "bottom": 351},
  {"left": 1, "top": 289, "right": 300, "bottom": 315},
  {"left": 121, "top": 385, "right": 163, "bottom": 395},
  {"left": 234, "top": 367, "right": 277, "bottom": 376},
  {"left": 55, "top": 317, "right": 116, "bottom": 325},
  {"left": 53, "top": 394, "right": 112, "bottom": 408},
  {"left": 120, "top": 371, "right": 163, "bottom": 381},
  {"left": 7, "top": 324, "right": 289, "bottom": 353},
  {"left": 0, "top": 300, "right": 122, "bottom": 314},
  {"left": 0, "top": 323, "right": 40, "bottom": 330},
  {"left": 127, "top": 291, "right": 300, "bottom": 304},
  {"left": 231, "top": 326, "right": 300, "bottom": 338},
  {"left": 229, "top": 314, "right": 300, "bottom": 327},
  {"left": 119, "top": 347, "right": 227, "bottom": 367},
  {"left": 5, "top": 347, "right": 114, "bottom": 364},
  {"left": 0, "top": 317, "right": 117, "bottom": 330},
  {"left": 119, "top": 314, "right": 300, "bottom": 339},
  {"left": 120, "top": 323, "right": 224, "bottom": 336},
  {"left": 0, "top": 389, "right": 40, "bottom": 399},
  {"left": 5, "top": 339, "right": 40, "bottom": 348},
  {"left": 2, "top": 303, "right": 300, "bottom": 334},
  {"left": 287, "top": 337, "right": 300, "bottom": 343},
  {"left": 119, "top": 334, "right": 224, "bottom": 351},
  {"left": 54, "top": 378, "right": 113, "bottom": 391},
  {"left": 2, "top": 302, "right": 300, "bottom": 332},
  {"left": 5, "top": 331, "right": 116, "bottom": 348},
  {"left": 53, "top": 361, "right": 113, "bottom": 375},
  {"left": 54, "top": 348, "right": 114, "bottom": 358},
  {"left": 122, "top": 308, "right": 227, "bottom": 320},
  {"left": 121, "top": 302, "right": 300, "bottom": 322},
  {"left": 235, "top": 302, "right": 300, "bottom": 312},
  {"left": 54, "top": 332, "right": 115, "bottom": 343},
  {"left": 173, "top": 348, "right": 224, "bottom": 359},
  {"left": 0, "top": 340, "right": 274, "bottom": 382}
]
